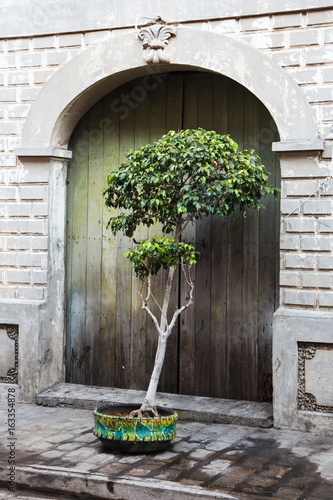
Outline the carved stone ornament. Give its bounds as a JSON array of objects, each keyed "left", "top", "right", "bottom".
[
  {"left": 0, "top": 324, "right": 18, "bottom": 384},
  {"left": 136, "top": 16, "right": 176, "bottom": 65},
  {"left": 298, "top": 342, "right": 333, "bottom": 414}
]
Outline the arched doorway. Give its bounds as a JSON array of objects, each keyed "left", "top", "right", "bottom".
[{"left": 65, "top": 71, "right": 280, "bottom": 402}]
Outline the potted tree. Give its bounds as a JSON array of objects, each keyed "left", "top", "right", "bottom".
[{"left": 93, "top": 128, "right": 278, "bottom": 453}]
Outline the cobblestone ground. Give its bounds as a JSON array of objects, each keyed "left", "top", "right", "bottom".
[{"left": 0, "top": 404, "right": 333, "bottom": 499}]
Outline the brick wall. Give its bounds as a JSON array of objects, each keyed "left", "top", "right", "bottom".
[{"left": 0, "top": 7, "right": 333, "bottom": 307}]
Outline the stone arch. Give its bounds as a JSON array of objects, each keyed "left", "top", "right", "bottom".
[{"left": 21, "top": 27, "right": 318, "bottom": 151}]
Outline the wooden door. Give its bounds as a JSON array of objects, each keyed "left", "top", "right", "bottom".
[{"left": 65, "top": 72, "right": 280, "bottom": 402}]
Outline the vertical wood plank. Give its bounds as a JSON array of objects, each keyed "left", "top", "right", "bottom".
[
  {"left": 85, "top": 99, "right": 105, "bottom": 384},
  {"left": 210, "top": 74, "right": 229, "bottom": 398},
  {"left": 160, "top": 73, "right": 184, "bottom": 393},
  {"left": 130, "top": 77, "right": 151, "bottom": 390},
  {"left": 258, "top": 105, "right": 279, "bottom": 401},
  {"left": 226, "top": 81, "right": 244, "bottom": 400},
  {"left": 115, "top": 81, "right": 135, "bottom": 388},
  {"left": 100, "top": 89, "right": 120, "bottom": 387},
  {"left": 178, "top": 73, "right": 198, "bottom": 395},
  {"left": 242, "top": 91, "right": 260, "bottom": 401},
  {"left": 194, "top": 73, "right": 213, "bottom": 396},
  {"left": 145, "top": 75, "right": 169, "bottom": 391},
  {"left": 66, "top": 114, "right": 89, "bottom": 384}
]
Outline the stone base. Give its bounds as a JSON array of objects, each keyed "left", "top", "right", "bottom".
[
  {"left": 37, "top": 382, "right": 273, "bottom": 428},
  {"left": 273, "top": 308, "right": 333, "bottom": 433}
]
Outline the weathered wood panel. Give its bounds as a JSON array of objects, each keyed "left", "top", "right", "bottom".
[{"left": 66, "top": 72, "right": 280, "bottom": 401}]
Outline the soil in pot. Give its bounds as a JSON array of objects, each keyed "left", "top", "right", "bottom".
[{"left": 93, "top": 403, "right": 178, "bottom": 454}]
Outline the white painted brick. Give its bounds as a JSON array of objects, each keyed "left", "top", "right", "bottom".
[
  {"left": 273, "top": 13, "right": 302, "bottom": 29},
  {"left": 303, "top": 272, "right": 332, "bottom": 288},
  {"left": 285, "top": 289, "right": 316, "bottom": 306},
  {"left": 19, "top": 164, "right": 49, "bottom": 183},
  {"left": 33, "top": 36, "right": 56, "bottom": 49},
  {"left": 32, "top": 270, "right": 47, "bottom": 284},
  {"left": 7, "top": 104, "right": 30, "bottom": 118},
  {"left": 18, "top": 252, "right": 47, "bottom": 267},
  {"left": 18, "top": 286, "right": 44, "bottom": 300},
  {"left": 45, "top": 51, "right": 69, "bottom": 66},
  {"left": 59, "top": 33, "right": 82, "bottom": 47},
  {"left": 0, "top": 203, "right": 5, "bottom": 216},
  {"left": 32, "top": 69, "right": 55, "bottom": 84},
  {"left": 304, "top": 86, "right": 333, "bottom": 103},
  {"left": 6, "top": 237, "right": 29, "bottom": 250},
  {"left": 323, "top": 67, "right": 333, "bottom": 84},
  {"left": 270, "top": 50, "right": 301, "bottom": 67},
  {"left": 0, "top": 155, "right": 17, "bottom": 167},
  {"left": 322, "top": 105, "right": 333, "bottom": 121},
  {"left": 18, "top": 52, "right": 43, "bottom": 68},
  {"left": 0, "top": 122, "right": 17, "bottom": 135},
  {"left": 19, "top": 219, "right": 45, "bottom": 234},
  {"left": 7, "top": 38, "right": 29, "bottom": 51},
  {"left": 210, "top": 19, "right": 239, "bottom": 34},
  {"left": 0, "top": 252, "right": 17, "bottom": 266},
  {"left": 289, "top": 68, "right": 321, "bottom": 85},
  {"left": 303, "top": 200, "right": 332, "bottom": 215},
  {"left": 7, "top": 203, "right": 31, "bottom": 217},
  {"left": 0, "top": 88, "right": 17, "bottom": 102},
  {"left": 318, "top": 292, "right": 333, "bottom": 307},
  {"left": 280, "top": 235, "right": 299, "bottom": 251},
  {"left": 20, "top": 185, "right": 47, "bottom": 200},
  {"left": 286, "top": 180, "right": 317, "bottom": 196},
  {"left": 281, "top": 200, "right": 300, "bottom": 215},
  {"left": 242, "top": 32, "right": 285, "bottom": 49},
  {"left": 17, "top": 286, "right": 44, "bottom": 300},
  {"left": 33, "top": 203, "right": 48, "bottom": 217},
  {"left": 31, "top": 236, "right": 48, "bottom": 251},
  {"left": 306, "top": 46, "right": 333, "bottom": 65},
  {"left": 318, "top": 255, "right": 333, "bottom": 270},
  {"left": 286, "top": 219, "right": 316, "bottom": 233},
  {"left": 7, "top": 269, "right": 30, "bottom": 284},
  {"left": 324, "top": 27, "right": 333, "bottom": 44},
  {"left": 285, "top": 254, "right": 316, "bottom": 269},
  {"left": 84, "top": 30, "right": 111, "bottom": 45},
  {"left": 0, "top": 54, "right": 17, "bottom": 69},
  {"left": 301, "top": 236, "right": 332, "bottom": 252},
  {"left": 1, "top": 219, "right": 19, "bottom": 233},
  {"left": 7, "top": 136, "right": 22, "bottom": 150},
  {"left": 20, "top": 88, "right": 41, "bottom": 101},
  {"left": 0, "top": 73, "right": 4, "bottom": 85},
  {"left": 289, "top": 29, "right": 319, "bottom": 47},
  {"left": 0, "top": 286, "right": 16, "bottom": 299},
  {"left": 320, "top": 218, "right": 333, "bottom": 232},
  {"left": 307, "top": 10, "right": 333, "bottom": 26},
  {"left": 280, "top": 271, "right": 298, "bottom": 287},
  {"left": 0, "top": 186, "right": 17, "bottom": 200},
  {"left": 280, "top": 160, "right": 331, "bottom": 178},
  {"left": 8, "top": 70, "right": 30, "bottom": 86}
]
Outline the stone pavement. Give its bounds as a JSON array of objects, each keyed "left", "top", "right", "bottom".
[{"left": 0, "top": 403, "right": 333, "bottom": 499}]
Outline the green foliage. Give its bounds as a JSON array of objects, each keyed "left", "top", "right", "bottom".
[
  {"left": 104, "top": 128, "right": 278, "bottom": 238},
  {"left": 125, "top": 237, "right": 197, "bottom": 280},
  {"left": 104, "top": 128, "right": 278, "bottom": 279}
]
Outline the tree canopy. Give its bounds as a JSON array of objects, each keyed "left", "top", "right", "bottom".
[{"left": 103, "top": 128, "right": 278, "bottom": 239}]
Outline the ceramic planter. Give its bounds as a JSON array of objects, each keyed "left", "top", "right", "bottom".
[{"left": 93, "top": 403, "right": 178, "bottom": 453}]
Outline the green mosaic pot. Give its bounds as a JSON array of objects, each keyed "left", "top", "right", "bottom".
[{"left": 93, "top": 404, "right": 178, "bottom": 453}]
